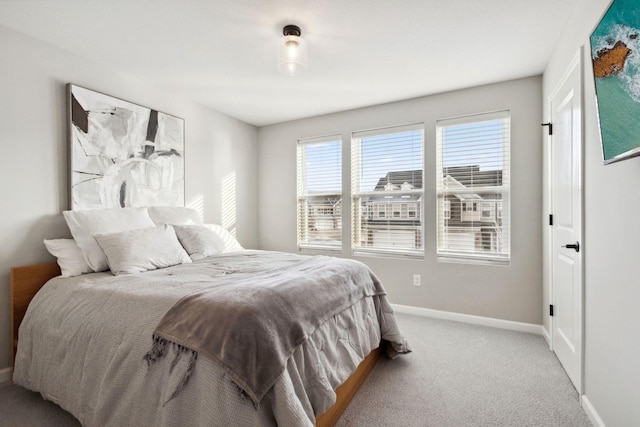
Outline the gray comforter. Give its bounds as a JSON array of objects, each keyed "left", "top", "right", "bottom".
[
  {"left": 14, "top": 250, "right": 409, "bottom": 426},
  {"left": 146, "top": 251, "right": 410, "bottom": 407}
]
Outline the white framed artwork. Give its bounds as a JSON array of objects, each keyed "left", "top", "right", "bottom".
[{"left": 68, "top": 84, "right": 185, "bottom": 210}]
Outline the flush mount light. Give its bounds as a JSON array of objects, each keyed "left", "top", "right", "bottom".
[{"left": 278, "top": 24, "right": 307, "bottom": 76}]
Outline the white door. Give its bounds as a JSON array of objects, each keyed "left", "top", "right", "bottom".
[{"left": 549, "top": 49, "right": 583, "bottom": 393}]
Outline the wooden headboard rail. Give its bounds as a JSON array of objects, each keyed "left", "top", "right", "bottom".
[{"left": 10, "top": 263, "right": 61, "bottom": 367}]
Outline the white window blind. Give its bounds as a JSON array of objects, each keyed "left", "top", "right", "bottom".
[
  {"left": 351, "top": 124, "right": 424, "bottom": 256},
  {"left": 436, "top": 111, "right": 510, "bottom": 263},
  {"left": 297, "top": 135, "right": 342, "bottom": 249}
]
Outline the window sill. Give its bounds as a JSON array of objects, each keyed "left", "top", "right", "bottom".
[
  {"left": 353, "top": 248, "right": 424, "bottom": 261},
  {"left": 298, "top": 246, "right": 343, "bottom": 256},
  {"left": 437, "top": 254, "right": 510, "bottom": 267}
]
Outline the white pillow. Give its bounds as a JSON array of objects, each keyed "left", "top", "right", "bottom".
[
  {"left": 147, "top": 206, "right": 203, "bottom": 226},
  {"left": 204, "top": 224, "right": 244, "bottom": 253},
  {"left": 94, "top": 225, "right": 191, "bottom": 275},
  {"left": 173, "top": 224, "right": 227, "bottom": 260},
  {"left": 63, "top": 208, "right": 156, "bottom": 272},
  {"left": 44, "top": 239, "right": 92, "bottom": 277}
]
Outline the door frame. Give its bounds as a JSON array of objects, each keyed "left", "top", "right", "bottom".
[{"left": 546, "top": 47, "right": 585, "bottom": 395}]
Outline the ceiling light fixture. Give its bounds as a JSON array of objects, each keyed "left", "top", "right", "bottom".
[{"left": 278, "top": 24, "right": 307, "bottom": 77}]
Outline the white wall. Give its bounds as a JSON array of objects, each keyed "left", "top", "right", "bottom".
[
  {"left": 0, "top": 25, "right": 258, "bottom": 371},
  {"left": 542, "top": 1, "right": 640, "bottom": 425},
  {"left": 258, "top": 76, "right": 542, "bottom": 325}
]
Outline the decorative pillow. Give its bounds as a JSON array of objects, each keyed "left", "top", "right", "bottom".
[
  {"left": 147, "top": 206, "right": 203, "bottom": 226},
  {"left": 203, "top": 224, "right": 244, "bottom": 253},
  {"left": 94, "top": 225, "right": 191, "bottom": 275},
  {"left": 173, "top": 224, "right": 227, "bottom": 260},
  {"left": 63, "top": 208, "right": 156, "bottom": 272},
  {"left": 44, "top": 239, "right": 93, "bottom": 277}
]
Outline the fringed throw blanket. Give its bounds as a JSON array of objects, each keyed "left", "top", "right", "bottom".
[{"left": 144, "top": 251, "right": 409, "bottom": 407}]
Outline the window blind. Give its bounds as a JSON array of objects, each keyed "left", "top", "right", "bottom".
[
  {"left": 296, "top": 135, "right": 342, "bottom": 249},
  {"left": 351, "top": 124, "right": 424, "bottom": 256},
  {"left": 436, "top": 111, "right": 510, "bottom": 263}
]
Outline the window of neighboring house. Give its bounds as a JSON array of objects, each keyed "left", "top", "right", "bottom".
[
  {"left": 408, "top": 203, "right": 418, "bottom": 218},
  {"left": 351, "top": 123, "right": 424, "bottom": 256},
  {"left": 392, "top": 203, "right": 402, "bottom": 218},
  {"left": 481, "top": 202, "right": 494, "bottom": 219},
  {"left": 297, "top": 135, "right": 342, "bottom": 250},
  {"left": 443, "top": 200, "right": 451, "bottom": 219},
  {"left": 436, "top": 111, "right": 510, "bottom": 264}
]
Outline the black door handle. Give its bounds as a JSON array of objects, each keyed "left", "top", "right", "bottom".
[{"left": 562, "top": 242, "right": 580, "bottom": 252}]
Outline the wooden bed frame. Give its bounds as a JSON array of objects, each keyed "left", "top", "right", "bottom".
[{"left": 10, "top": 263, "right": 380, "bottom": 427}]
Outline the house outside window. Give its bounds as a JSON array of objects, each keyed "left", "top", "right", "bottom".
[
  {"left": 351, "top": 123, "right": 424, "bottom": 256},
  {"left": 436, "top": 111, "right": 510, "bottom": 264},
  {"left": 297, "top": 135, "right": 342, "bottom": 250}
]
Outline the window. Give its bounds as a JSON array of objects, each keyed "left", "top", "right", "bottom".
[
  {"left": 481, "top": 202, "right": 494, "bottom": 219},
  {"left": 408, "top": 204, "right": 418, "bottom": 218},
  {"left": 436, "top": 111, "right": 510, "bottom": 263},
  {"left": 297, "top": 135, "right": 342, "bottom": 249},
  {"left": 351, "top": 123, "right": 424, "bottom": 255},
  {"left": 443, "top": 200, "right": 451, "bottom": 219}
]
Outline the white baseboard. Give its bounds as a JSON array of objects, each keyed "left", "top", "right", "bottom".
[
  {"left": 391, "top": 304, "right": 544, "bottom": 335},
  {"left": 0, "top": 367, "right": 11, "bottom": 384},
  {"left": 581, "top": 395, "right": 606, "bottom": 427},
  {"left": 541, "top": 326, "right": 552, "bottom": 348}
]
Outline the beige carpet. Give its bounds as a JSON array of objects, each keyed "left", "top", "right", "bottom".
[{"left": 337, "top": 313, "right": 592, "bottom": 426}]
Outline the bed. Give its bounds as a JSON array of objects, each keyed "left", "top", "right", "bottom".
[{"left": 11, "top": 242, "right": 409, "bottom": 426}]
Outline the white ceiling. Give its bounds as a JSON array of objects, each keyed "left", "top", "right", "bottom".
[{"left": 0, "top": 0, "right": 577, "bottom": 126}]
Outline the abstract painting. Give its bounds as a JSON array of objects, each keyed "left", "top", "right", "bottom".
[
  {"left": 68, "top": 84, "right": 184, "bottom": 209},
  {"left": 590, "top": 0, "right": 640, "bottom": 164}
]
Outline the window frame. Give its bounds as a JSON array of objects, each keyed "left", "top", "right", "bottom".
[
  {"left": 443, "top": 200, "right": 451, "bottom": 219},
  {"left": 296, "top": 135, "right": 343, "bottom": 251},
  {"left": 435, "top": 111, "right": 511, "bottom": 265},
  {"left": 351, "top": 123, "right": 425, "bottom": 258}
]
